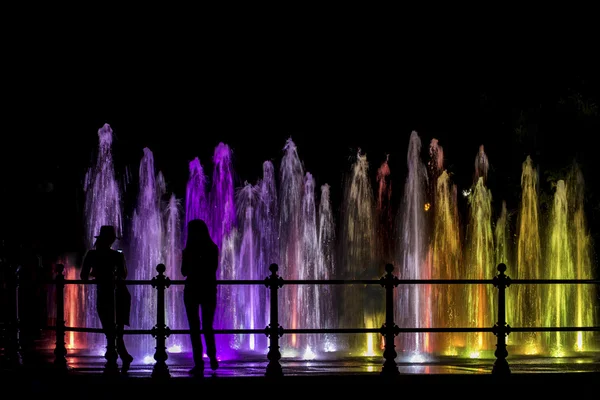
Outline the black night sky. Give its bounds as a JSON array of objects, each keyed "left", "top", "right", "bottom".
[{"left": 2, "top": 35, "right": 600, "bottom": 270}]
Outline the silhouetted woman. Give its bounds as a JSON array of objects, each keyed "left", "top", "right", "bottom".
[
  {"left": 182, "top": 219, "right": 219, "bottom": 376},
  {"left": 81, "top": 225, "right": 133, "bottom": 373}
]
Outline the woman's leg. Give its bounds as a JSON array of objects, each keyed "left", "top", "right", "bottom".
[
  {"left": 201, "top": 298, "right": 218, "bottom": 370},
  {"left": 184, "top": 290, "right": 203, "bottom": 369}
]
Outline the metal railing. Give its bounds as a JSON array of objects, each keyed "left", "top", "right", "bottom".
[{"left": 1, "top": 263, "right": 599, "bottom": 379}]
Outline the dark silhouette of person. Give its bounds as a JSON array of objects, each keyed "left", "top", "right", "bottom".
[
  {"left": 80, "top": 225, "right": 133, "bottom": 373},
  {"left": 182, "top": 219, "right": 219, "bottom": 376}
]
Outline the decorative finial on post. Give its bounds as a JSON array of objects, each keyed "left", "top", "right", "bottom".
[{"left": 492, "top": 263, "right": 511, "bottom": 375}]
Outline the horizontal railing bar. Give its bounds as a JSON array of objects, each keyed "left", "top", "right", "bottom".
[
  {"left": 508, "top": 326, "right": 600, "bottom": 332},
  {"left": 40, "top": 278, "right": 600, "bottom": 286},
  {"left": 509, "top": 279, "right": 600, "bottom": 284},
  {"left": 43, "top": 325, "right": 600, "bottom": 334}
]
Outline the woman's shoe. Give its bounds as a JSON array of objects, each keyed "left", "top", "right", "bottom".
[
  {"left": 189, "top": 365, "right": 204, "bottom": 377},
  {"left": 209, "top": 357, "right": 219, "bottom": 371},
  {"left": 121, "top": 355, "right": 134, "bottom": 373}
]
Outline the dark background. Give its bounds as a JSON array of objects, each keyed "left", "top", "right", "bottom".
[{"left": 2, "top": 29, "right": 600, "bottom": 266}]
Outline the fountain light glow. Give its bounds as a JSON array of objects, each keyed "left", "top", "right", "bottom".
[{"left": 61, "top": 125, "right": 598, "bottom": 363}]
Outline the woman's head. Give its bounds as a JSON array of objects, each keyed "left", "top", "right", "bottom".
[
  {"left": 93, "top": 225, "right": 119, "bottom": 250},
  {"left": 186, "top": 219, "right": 211, "bottom": 245}
]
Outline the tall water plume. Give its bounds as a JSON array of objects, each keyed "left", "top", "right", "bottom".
[
  {"left": 234, "top": 182, "right": 261, "bottom": 351},
  {"left": 256, "top": 160, "right": 279, "bottom": 275},
  {"left": 82, "top": 123, "right": 123, "bottom": 350},
  {"left": 208, "top": 143, "right": 237, "bottom": 355},
  {"left": 297, "top": 172, "right": 321, "bottom": 355},
  {"left": 278, "top": 138, "right": 304, "bottom": 350},
  {"left": 208, "top": 143, "right": 236, "bottom": 248},
  {"left": 473, "top": 145, "right": 489, "bottom": 184},
  {"left": 494, "top": 201, "right": 511, "bottom": 267},
  {"left": 376, "top": 155, "right": 394, "bottom": 269},
  {"left": 396, "top": 131, "right": 431, "bottom": 355},
  {"left": 340, "top": 149, "right": 378, "bottom": 354},
  {"left": 494, "top": 200, "right": 512, "bottom": 345},
  {"left": 566, "top": 163, "right": 597, "bottom": 352},
  {"left": 317, "top": 183, "right": 337, "bottom": 351},
  {"left": 427, "top": 138, "right": 444, "bottom": 217},
  {"left": 544, "top": 180, "right": 573, "bottom": 354},
  {"left": 431, "top": 170, "right": 462, "bottom": 354},
  {"left": 163, "top": 193, "right": 186, "bottom": 353},
  {"left": 253, "top": 160, "right": 279, "bottom": 352},
  {"left": 129, "top": 148, "right": 165, "bottom": 358},
  {"left": 514, "top": 156, "right": 542, "bottom": 352},
  {"left": 184, "top": 157, "right": 208, "bottom": 244},
  {"left": 216, "top": 222, "right": 239, "bottom": 358},
  {"left": 465, "top": 171, "right": 495, "bottom": 354}
]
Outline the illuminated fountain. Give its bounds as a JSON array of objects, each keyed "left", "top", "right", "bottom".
[
  {"left": 277, "top": 138, "right": 304, "bottom": 352},
  {"left": 512, "top": 156, "right": 543, "bottom": 353},
  {"left": 464, "top": 146, "right": 495, "bottom": 356},
  {"left": 430, "top": 168, "right": 462, "bottom": 355},
  {"left": 233, "top": 182, "right": 261, "bottom": 352},
  {"left": 566, "top": 164, "right": 596, "bottom": 353},
  {"left": 317, "top": 183, "right": 337, "bottom": 352},
  {"left": 207, "top": 143, "right": 237, "bottom": 357},
  {"left": 340, "top": 148, "right": 379, "bottom": 355},
  {"left": 164, "top": 194, "right": 186, "bottom": 354},
  {"left": 80, "top": 123, "right": 125, "bottom": 351},
  {"left": 129, "top": 148, "right": 166, "bottom": 359},
  {"left": 65, "top": 125, "right": 598, "bottom": 364},
  {"left": 542, "top": 163, "right": 596, "bottom": 356},
  {"left": 395, "top": 132, "right": 432, "bottom": 357},
  {"left": 183, "top": 157, "right": 208, "bottom": 245}
]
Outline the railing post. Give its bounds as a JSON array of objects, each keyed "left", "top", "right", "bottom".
[
  {"left": 492, "top": 263, "right": 511, "bottom": 375},
  {"left": 53, "top": 263, "right": 67, "bottom": 371},
  {"left": 151, "top": 263, "right": 171, "bottom": 379},
  {"left": 264, "top": 263, "right": 284, "bottom": 377},
  {"left": 3, "top": 264, "right": 22, "bottom": 368},
  {"left": 380, "top": 263, "right": 400, "bottom": 377}
]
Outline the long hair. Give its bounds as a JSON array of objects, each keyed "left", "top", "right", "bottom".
[{"left": 185, "top": 219, "right": 213, "bottom": 250}]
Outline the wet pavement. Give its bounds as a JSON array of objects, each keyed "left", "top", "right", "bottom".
[
  {"left": 3, "top": 333, "right": 600, "bottom": 393},
  {"left": 3, "top": 347, "right": 600, "bottom": 385}
]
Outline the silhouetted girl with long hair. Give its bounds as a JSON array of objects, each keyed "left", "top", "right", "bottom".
[{"left": 182, "top": 219, "right": 219, "bottom": 376}]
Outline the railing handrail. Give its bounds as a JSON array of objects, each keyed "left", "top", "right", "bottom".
[{"left": 40, "top": 278, "right": 600, "bottom": 285}]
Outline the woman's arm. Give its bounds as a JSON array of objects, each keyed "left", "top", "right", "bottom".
[
  {"left": 119, "top": 253, "right": 128, "bottom": 279},
  {"left": 181, "top": 250, "right": 189, "bottom": 277},
  {"left": 80, "top": 251, "right": 92, "bottom": 280}
]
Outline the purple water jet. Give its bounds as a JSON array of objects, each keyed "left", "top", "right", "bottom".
[
  {"left": 82, "top": 123, "right": 124, "bottom": 350},
  {"left": 129, "top": 148, "right": 166, "bottom": 359},
  {"left": 183, "top": 157, "right": 208, "bottom": 245}
]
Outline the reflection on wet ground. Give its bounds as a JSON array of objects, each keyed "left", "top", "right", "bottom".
[{"left": 60, "top": 349, "right": 600, "bottom": 378}]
